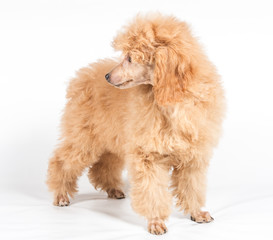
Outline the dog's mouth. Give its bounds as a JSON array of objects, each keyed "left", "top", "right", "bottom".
[{"left": 115, "top": 79, "right": 133, "bottom": 87}]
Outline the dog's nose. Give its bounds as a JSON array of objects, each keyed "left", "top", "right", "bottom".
[{"left": 105, "top": 73, "right": 110, "bottom": 82}]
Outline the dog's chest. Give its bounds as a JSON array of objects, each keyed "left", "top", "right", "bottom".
[{"left": 127, "top": 104, "right": 199, "bottom": 155}]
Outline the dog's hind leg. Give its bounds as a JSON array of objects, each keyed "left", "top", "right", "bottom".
[
  {"left": 47, "top": 142, "right": 102, "bottom": 206},
  {"left": 128, "top": 151, "right": 171, "bottom": 235},
  {"left": 88, "top": 152, "right": 125, "bottom": 199}
]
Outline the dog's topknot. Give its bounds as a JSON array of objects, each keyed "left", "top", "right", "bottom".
[{"left": 113, "top": 13, "right": 194, "bottom": 63}]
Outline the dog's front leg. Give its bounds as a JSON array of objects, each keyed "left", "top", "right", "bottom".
[
  {"left": 171, "top": 161, "right": 214, "bottom": 223},
  {"left": 128, "top": 151, "right": 171, "bottom": 235}
]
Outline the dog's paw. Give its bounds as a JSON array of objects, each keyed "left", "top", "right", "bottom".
[
  {"left": 191, "top": 211, "right": 214, "bottom": 223},
  {"left": 107, "top": 189, "right": 125, "bottom": 199},
  {"left": 53, "top": 194, "right": 70, "bottom": 207},
  {"left": 148, "top": 218, "right": 167, "bottom": 235}
]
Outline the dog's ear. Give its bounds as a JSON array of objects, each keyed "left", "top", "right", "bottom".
[{"left": 153, "top": 47, "right": 192, "bottom": 106}]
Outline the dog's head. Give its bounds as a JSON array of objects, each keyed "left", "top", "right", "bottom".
[{"left": 105, "top": 14, "right": 201, "bottom": 106}]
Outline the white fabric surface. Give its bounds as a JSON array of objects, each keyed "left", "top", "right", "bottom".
[{"left": 1, "top": 176, "right": 273, "bottom": 240}]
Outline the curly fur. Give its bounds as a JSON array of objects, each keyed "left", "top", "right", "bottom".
[{"left": 47, "top": 13, "right": 225, "bottom": 234}]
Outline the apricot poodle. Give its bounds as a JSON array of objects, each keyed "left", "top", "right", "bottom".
[{"left": 47, "top": 14, "right": 225, "bottom": 235}]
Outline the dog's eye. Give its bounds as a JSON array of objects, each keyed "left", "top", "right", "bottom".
[{"left": 128, "top": 56, "right": 132, "bottom": 63}]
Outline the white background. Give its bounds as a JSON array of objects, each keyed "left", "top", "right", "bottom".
[{"left": 0, "top": 0, "right": 273, "bottom": 239}]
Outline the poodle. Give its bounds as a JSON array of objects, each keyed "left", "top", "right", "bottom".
[{"left": 47, "top": 13, "right": 225, "bottom": 235}]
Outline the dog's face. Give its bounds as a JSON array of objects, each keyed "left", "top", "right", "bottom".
[{"left": 105, "top": 55, "right": 154, "bottom": 89}]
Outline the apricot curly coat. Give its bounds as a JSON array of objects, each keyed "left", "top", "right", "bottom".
[{"left": 47, "top": 14, "right": 225, "bottom": 235}]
